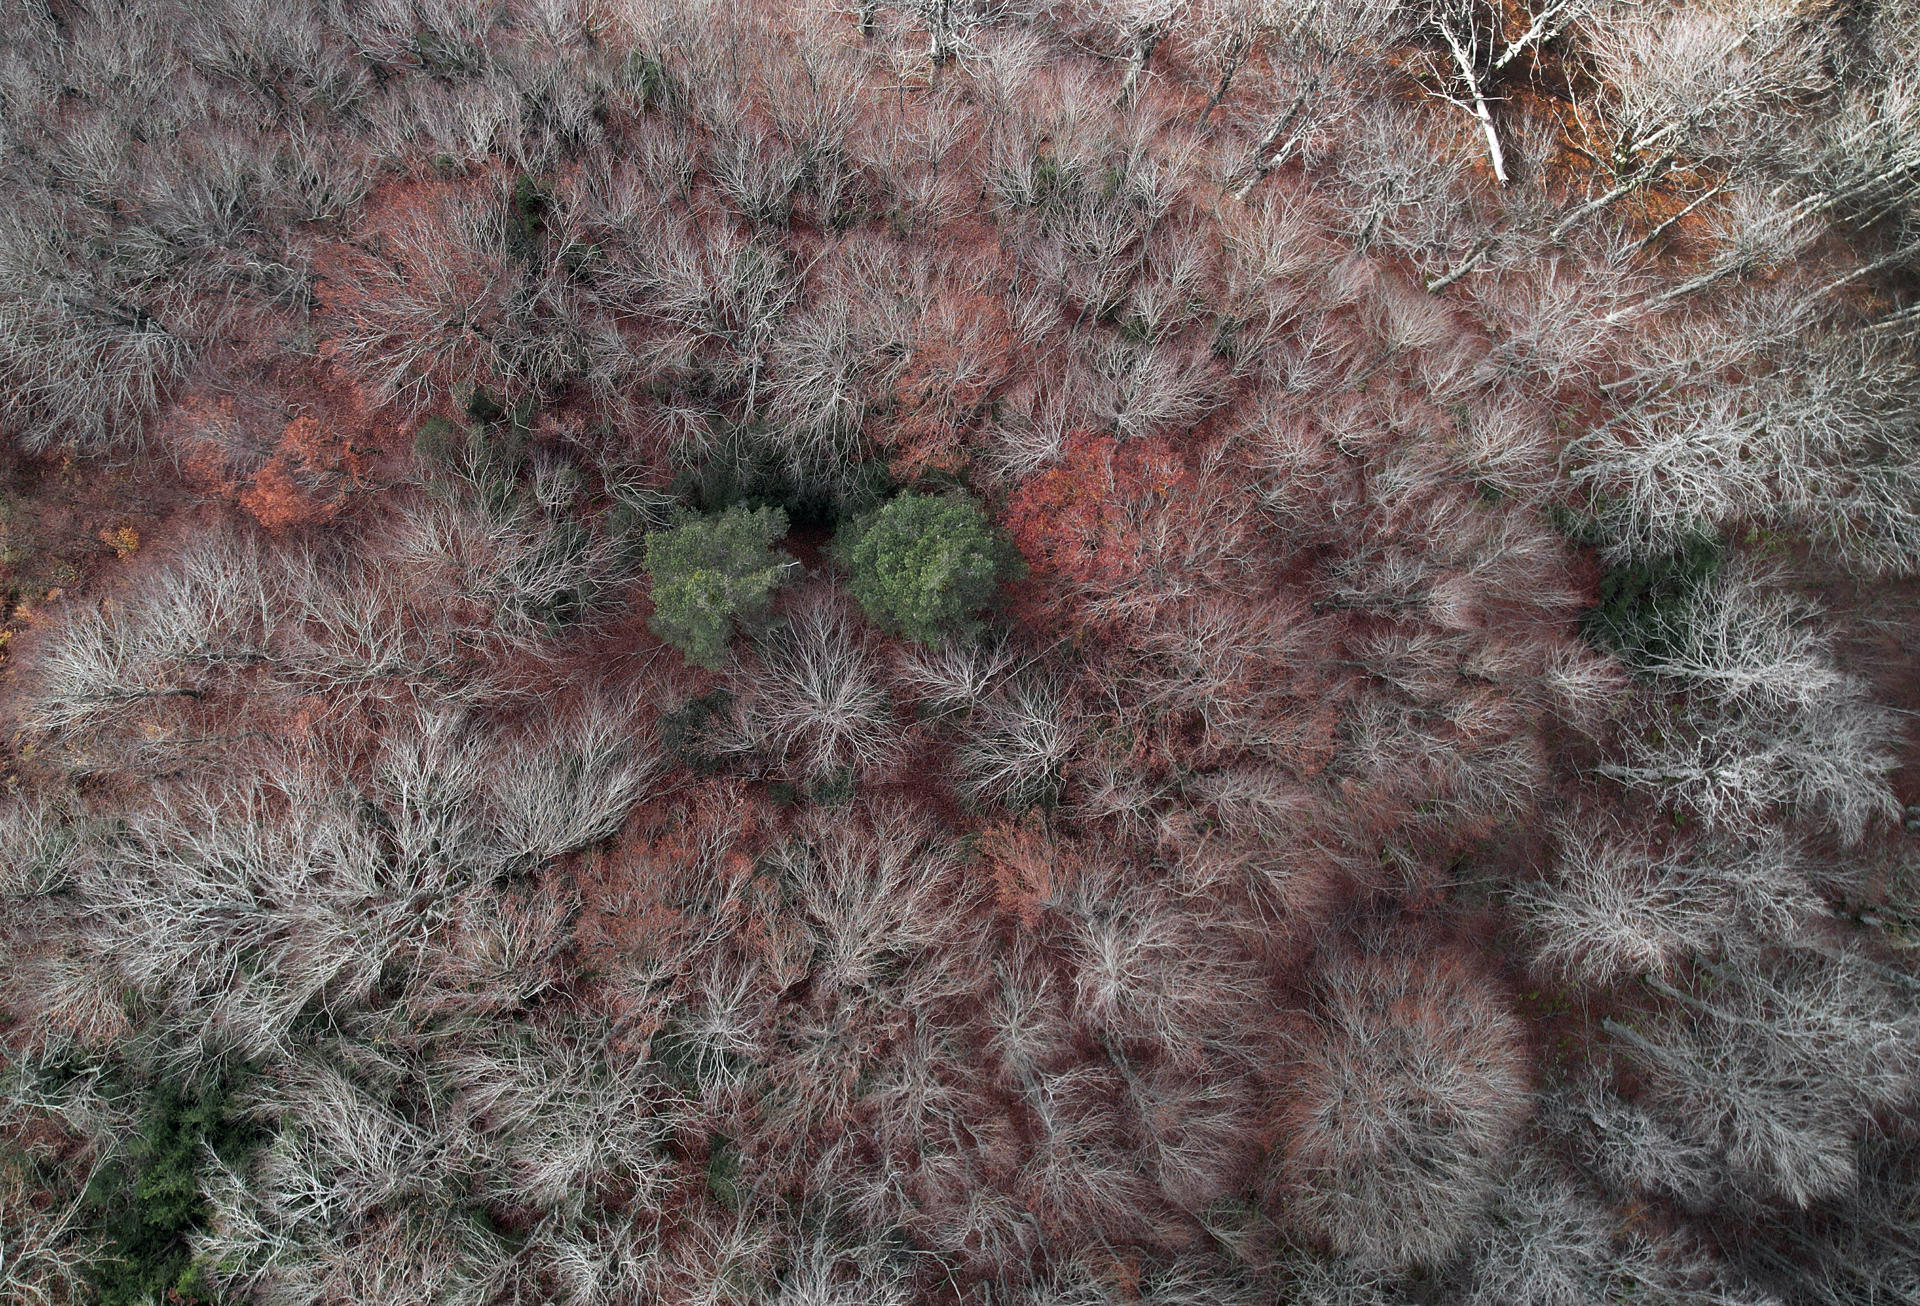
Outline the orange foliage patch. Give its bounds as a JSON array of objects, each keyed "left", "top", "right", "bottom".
[
  {"left": 975, "top": 811, "right": 1073, "bottom": 927},
  {"left": 158, "top": 372, "right": 380, "bottom": 530},
  {"left": 237, "top": 416, "right": 369, "bottom": 529},
  {"left": 571, "top": 779, "right": 772, "bottom": 1044},
  {"left": 1002, "top": 429, "right": 1192, "bottom": 602},
  {"left": 97, "top": 525, "right": 139, "bottom": 559}
]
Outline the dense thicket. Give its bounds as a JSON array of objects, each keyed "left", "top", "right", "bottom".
[{"left": 1, "top": 1, "right": 1917, "bottom": 1304}]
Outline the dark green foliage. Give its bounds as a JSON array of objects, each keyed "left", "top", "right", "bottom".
[
  {"left": 511, "top": 174, "right": 550, "bottom": 239},
  {"left": 444, "top": 397, "right": 532, "bottom": 508},
  {"left": 661, "top": 689, "right": 739, "bottom": 773},
  {"left": 409, "top": 28, "right": 490, "bottom": 79},
  {"left": 646, "top": 506, "right": 795, "bottom": 669},
  {"left": 673, "top": 429, "right": 893, "bottom": 529},
  {"left": 1582, "top": 531, "right": 1724, "bottom": 667},
  {"left": 559, "top": 240, "right": 600, "bottom": 282},
  {"left": 1030, "top": 154, "right": 1072, "bottom": 211},
  {"left": 470, "top": 421, "right": 531, "bottom": 498},
  {"left": 805, "top": 765, "right": 856, "bottom": 807},
  {"left": 83, "top": 1076, "right": 253, "bottom": 1306},
  {"left": 833, "top": 492, "right": 1019, "bottom": 645},
  {"left": 705, "top": 1135, "right": 743, "bottom": 1211},
  {"left": 619, "top": 48, "right": 678, "bottom": 112},
  {"left": 508, "top": 174, "right": 552, "bottom": 263},
  {"left": 466, "top": 387, "right": 506, "bottom": 425},
  {"left": 1210, "top": 314, "right": 1240, "bottom": 361},
  {"left": 413, "top": 415, "right": 463, "bottom": 470}
]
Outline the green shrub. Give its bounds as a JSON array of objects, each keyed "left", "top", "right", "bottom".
[
  {"left": 833, "top": 492, "right": 1019, "bottom": 645},
  {"left": 704, "top": 1135, "right": 743, "bottom": 1210},
  {"left": 465, "top": 387, "right": 506, "bottom": 425},
  {"left": 461, "top": 425, "right": 531, "bottom": 512},
  {"left": 1583, "top": 530, "right": 1723, "bottom": 668},
  {"left": 409, "top": 28, "right": 489, "bottom": 78},
  {"left": 661, "top": 688, "right": 739, "bottom": 772},
  {"left": 619, "top": 48, "right": 677, "bottom": 111},
  {"left": 805, "top": 765, "right": 856, "bottom": 807},
  {"left": 413, "top": 415, "right": 463, "bottom": 470},
  {"left": 646, "top": 506, "right": 795, "bottom": 669},
  {"left": 83, "top": 1076, "right": 253, "bottom": 1306},
  {"left": 510, "top": 173, "right": 550, "bottom": 240}
]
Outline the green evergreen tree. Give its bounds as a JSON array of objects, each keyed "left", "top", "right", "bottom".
[
  {"left": 834, "top": 493, "right": 1018, "bottom": 645},
  {"left": 646, "top": 505, "right": 795, "bottom": 669},
  {"left": 84, "top": 1077, "right": 250, "bottom": 1306}
]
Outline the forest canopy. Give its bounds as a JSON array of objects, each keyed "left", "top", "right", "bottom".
[{"left": 0, "top": 1, "right": 1918, "bottom": 1305}]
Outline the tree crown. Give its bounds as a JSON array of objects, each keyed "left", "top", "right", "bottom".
[
  {"left": 646, "top": 505, "right": 795, "bottom": 669},
  {"left": 833, "top": 492, "right": 1019, "bottom": 645}
]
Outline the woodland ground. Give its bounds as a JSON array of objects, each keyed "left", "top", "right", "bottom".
[{"left": 2, "top": 3, "right": 1920, "bottom": 1306}]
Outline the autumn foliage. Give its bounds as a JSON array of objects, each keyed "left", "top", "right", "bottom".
[{"left": 0, "top": 2, "right": 1917, "bottom": 1305}]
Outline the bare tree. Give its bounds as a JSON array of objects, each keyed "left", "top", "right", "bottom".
[
  {"left": 1601, "top": 690, "right": 1901, "bottom": 845},
  {"left": 1458, "top": 1154, "right": 1659, "bottom": 1306},
  {"left": 1062, "top": 863, "right": 1257, "bottom": 1063},
  {"left": 1095, "top": 0, "right": 1193, "bottom": 106},
  {"left": 1634, "top": 571, "right": 1850, "bottom": 711},
  {"left": 1519, "top": 830, "right": 1734, "bottom": 988},
  {"left": 763, "top": 1236, "right": 915, "bottom": 1306},
  {"left": 892, "top": 634, "right": 1020, "bottom": 716},
  {"left": 1280, "top": 940, "right": 1530, "bottom": 1270},
  {"left": 1519, "top": 822, "right": 1822, "bottom": 988},
  {"left": 1609, "top": 948, "right": 1920, "bottom": 1207},
  {"left": 1230, "top": 0, "right": 1404, "bottom": 200},
  {"left": 735, "top": 597, "right": 905, "bottom": 782},
  {"left": 1559, "top": 0, "right": 1832, "bottom": 238},
  {"left": 486, "top": 695, "right": 661, "bottom": 868},
  {"left": 1593, "top": 574, "right": 1903, "bottom": 844},
  {"left": 1420, "top": 0, "right": 1589, "bottom": 185},
  {"left": 1738, "top": 1138, "right": 1920, "bottom": 1306},
  {"left": 0, "top": 1058, "right": 113, "bottom": 1306},
  {"left": 887, "top": 0, "right": 1000, "bottom": 69},
  {"left": 1575, "top": 327, "right": 1920, "bottom": 572},
  {"left": 1550, "top": 1081, "right": 1724, "bottom": 1209},
  {"left": 393, "top": 487, "right": 632, "bottom": 654},
  {"left": 1282, "top": 1256, "right": 1405, "bottom": 1306},
  {"left": 770, "top": 802, "right": 972, "bottom": 997},
  {"left": 1188, "top": 0, "right": 1269, "bottom": 121},
  {"left": 326, "top": 191, "right": 519, "bottom": 409},
  {"left": 955, "top": 674, "right": 1082, "bottom": 810},
  {"left": 0, "top": 210, "right": 195, "bottom": 452},
  {"left": 17, "top": 531, "right": 281, "bottom": 743}
]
